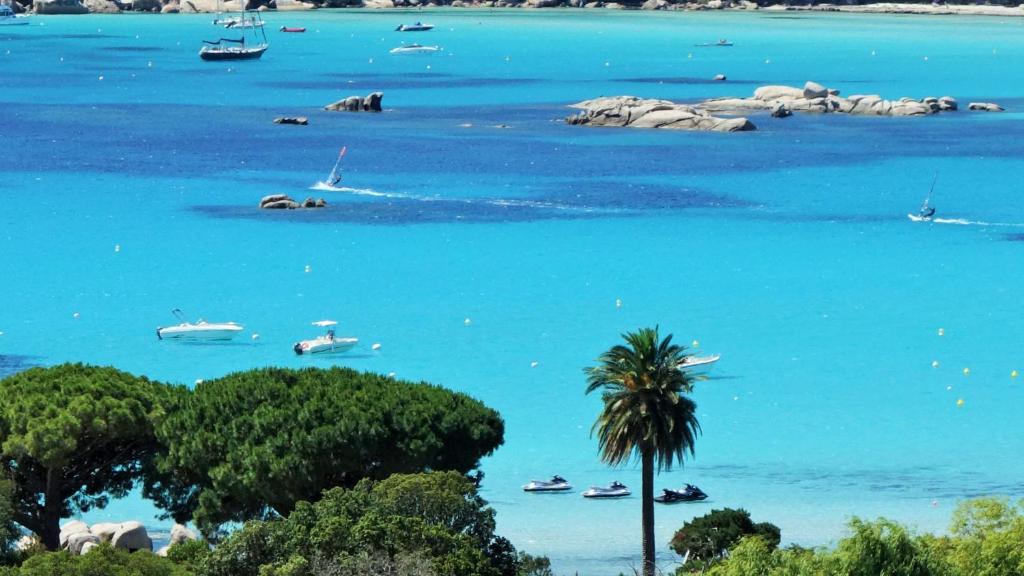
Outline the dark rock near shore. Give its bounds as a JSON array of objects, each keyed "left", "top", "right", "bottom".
[{"left": 33, "top": 0, "right": 88, "bottom": 13}]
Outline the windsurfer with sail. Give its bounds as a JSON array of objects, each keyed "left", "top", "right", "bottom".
[{"left": 326, "top": 146, "right": 347, "bottom": 187}]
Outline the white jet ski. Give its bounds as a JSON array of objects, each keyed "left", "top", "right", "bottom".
[
  {"left": 390, "top": 44, "right": 441, "bottom": 54},
  {"left": 156, "top": 309, "right": 244, "bottom": 341},
  {"left": 523, "top": 475, "right": 573, "bottom": 492},
  {"left": 582, "top": 481, "right": 631, "bottom": 499},
  {"left": 293, "top": 320, "right": 358, "bottom": 355}
]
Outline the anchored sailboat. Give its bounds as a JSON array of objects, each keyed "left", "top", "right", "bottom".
[{"left": 200, "top": 10, "right": 268, "bottom": 61}]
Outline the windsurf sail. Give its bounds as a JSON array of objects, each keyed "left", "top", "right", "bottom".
[
  {"left": 327, "top": 146, "right": 347, "bottom": 186},
  {"left": 920, "top": 173, "right": 937, "bottom": 217}
]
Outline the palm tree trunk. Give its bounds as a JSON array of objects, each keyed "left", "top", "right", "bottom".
[{"left": 641, "top": 448, "right": 655, "bottom": 576}]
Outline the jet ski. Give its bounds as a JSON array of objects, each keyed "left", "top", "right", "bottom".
[
  {"left": 654, "top": 484, "right": 708, "bottom": 503},
  {"left": 523, "top": 475, "right": 572, "bottom": 492},
  {"left": 582, "top": 481, "right": 631, "bottom": 499}
]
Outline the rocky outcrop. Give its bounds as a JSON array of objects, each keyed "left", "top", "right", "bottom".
[
  {"left": 566, "top": 96, "right": 756, "bottom": 132},
  {"left": 89, "top": 522, "right": 120, "bottom": 542},
  {"left": 68, "top": 533, "right": 100, "bottom": 555},
  {"left": 703, "top": 81, "right": 960, "bottom": 117},
  {"left": 260, "top": 194, "right": 326, "bottom": 209},
  {"left": 111, "top": 521, "right": 152, "bottom": 552},
  {"left": 33, "top": 0, "right": 89, "bottom": 13},
  {"left": 713, "top": 73, "right": 727, "bottom": 81},
  {"left": 59, "top": 521, "right": 90, "bottom": 549},
  {"left": 968, "top": 102, "right": 1004, "bottom": 112},
  {"left": 273, "top": 116, "right": 309, "bottom": 125},
  {"left": 170, "top": 523, "right": 197, "bottom": 545},
  {"left": 324, "top": 91, "right": 384, "bottom": 112}
]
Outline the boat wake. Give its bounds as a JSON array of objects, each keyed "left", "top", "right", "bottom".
[
  {"left": 908, "top": 214, "right": 1024, "bottom": 228},
  {"left": 310, "top": 182, "right": 399, "bottom": 198}
]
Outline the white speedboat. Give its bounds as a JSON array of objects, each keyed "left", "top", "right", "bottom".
[
  {"left": 523, "top": 475, "right": 572, "bottom": 493},
  {"left": 390, "top": 44, "right": 440, "bottom": 54},
  {"left": 582, "top": 481, "right": 630, "bottom": 499},
  {"left": 396, "top": 22, "right": 434, "bottom": 32},
  {"left": 679, "top": 354, "right": 720, "bottom": 374},
  {"left": 0, "top": 3, "right": 28, "bottom": 25},
  {"left": 293, "top": 320, "right": 358, "bottom": 355},
  {"left": 157, "top": 309, "right": 244, "bottom": 341}
]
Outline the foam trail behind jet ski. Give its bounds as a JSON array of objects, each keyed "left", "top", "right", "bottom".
[{"left": 929, "top": 217, "right": 1024, "bottom": 228}]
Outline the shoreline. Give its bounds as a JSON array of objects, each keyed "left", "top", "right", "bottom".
[{"left": 20, "top": 0, "right": 1024, "bottom": 17}]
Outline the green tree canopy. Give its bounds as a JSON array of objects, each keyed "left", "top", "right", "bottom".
[
  {"left": 670, "top": 508, "right": 780, "bottom": 571},
  {"left": 585, "top": 327, "right": 701, "bottom": 576},
  {"left": 150, "top": 367, "right": 504, "bottom": 535},
  {"left": 200, "top": 472, "right": 525, "bottom": 576},
  {"left": 0, "top": 364, "right": 178, "bottom": 550},
  {"left": 10, "top": 544, "right": 192, "bottom": 576}
]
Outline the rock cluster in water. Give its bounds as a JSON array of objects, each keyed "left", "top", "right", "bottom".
[
  {"left": 46, "top": 520, "right": 196, "bottom": 556},
  {"left": 701, "top": 81, "right": 962, "bottom": 117},
  {"left": 260, "top": 194, "right": 327, "bottom": 209},
  {"left": 566, "top": 96, "right": 756, "bottom": 132},
  {"left": 273, "top": 116, "right": 309, "bottom": 125},
  {"left": 324, "top": 92, "right": 384, "bottom": 113}
]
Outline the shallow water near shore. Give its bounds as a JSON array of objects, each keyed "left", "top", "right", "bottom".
[{"left": 4, "top": 9, "right": 1024, "bottom": 573}]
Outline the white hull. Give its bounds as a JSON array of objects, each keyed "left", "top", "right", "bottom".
[
  {"left": 679, "top": 354, "right": 720, "bottom": 374},
  {"left": 294, "top": 336, "right": 358, "bottom": 355},
  {"left": 157, "top": 322, "right": 244, "bottom": 341},
  {"left": 582, "top": 487, "right": 631, "bottom": 498},
  {"left": 523, "top": 481, "right": 573, "bottom": 492},
  {"left": 0, "top": 19, "right": 28, "bottom": 25},
  {"left": 390, "top": 45, "right": 440, "bottom": 54}
]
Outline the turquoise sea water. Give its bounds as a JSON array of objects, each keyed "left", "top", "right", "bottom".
[{"left": 4, "top": 9, "right": 1024, "bottom": 573}]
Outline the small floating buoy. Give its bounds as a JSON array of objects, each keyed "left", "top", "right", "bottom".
[
  {"left": 372, "top": 343, "right": 382, "bottom": 351},
  {"left": 98, "top": 75, "right": 104, "bottom": 81},
  {"left": 426, "top": 64, "right": 431, "bottom": 70},
  {"left": 251, "top": 333, "right": 260, "bottom": 340},
  {"left": 114, "top": 244, "right": 120, "bottom": 252},
  {"left": 464, "top": 318, "right": 472, "bottom": 326},
  {"left": 73, "top": 312, "right": 80, "bottom": 319},
  {"left": 387, "top": 371, "right": 396, "bottom": 378},
  {"left": 604, "top": 61, "right": 610, "bottom": 67},
  {"left": 932, "top": 360, "right": 940, "bottom": 368},
  {"left": 615, "top": 298, "right": 622, "bottom": 308},
  {"left": 946, "top": 385, "right": 953, "bottom": 391},
  {"left": 956, "top": 398, "right": 964, "bottom": 407},
  {"left": 692, "top": 340, "right": 700, "bottom": 348},
  {"left": 963, "top": 368, "right": 970, "bottom": 376},
  {"left": 368, "top": 58, "right": 373, "bottom": 64},
  {"left": 1012, "top": 370, "right": 1019, "bottom": 378},
  {"left": 687, "top": 53, "right": 692, "bottom": 59},
  {"left": 765, "top": 58, "right": 771, "bottom": 64},
  {"left": 923, "top": 56, "right": 929, "bottom": 61},
  {"left": 504, "top": 55, "right": 510, "bottom": 61},
  {"left": 195, "top": 379, "right": 204, "bottom": 385},
  {"left": 148, "top": 61, "right": 153, "bottom": 68},
  {"left": 931, "top": 500, "right": 938, "bottom": 507},
  {"left": 871, "top": 50, "right": 876, "bottom": 56},
  {"left": 530, "top": 361, "right": 539, "bottom": 368},
  {"left": 937, "top": 328, "right": 944, "bottom": 336},
  {"left": 732, "top": 395, "right": 739, "bottom": 401},
  {"left": 304, "top": 265, "right": 311, "bottom": 273},
  {"left": 0, "top": 331, "right": 4, "bottom": 337}
]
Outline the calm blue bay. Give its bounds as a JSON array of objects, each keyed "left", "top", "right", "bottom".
[{"left": 3, "top": 9, "right": 1024, "bottom": 574}]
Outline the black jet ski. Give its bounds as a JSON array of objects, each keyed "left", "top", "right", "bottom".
[{"left": 654, "top": 484, "right": 708, "bottom": 503}]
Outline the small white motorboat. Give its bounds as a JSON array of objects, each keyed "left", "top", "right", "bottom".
[
  {"left": 582, "top": 481, "right": 631, "bottom": 499},
  {"left": 156, "top": 309, "right": 244, "bottom": 341},
  {"left": 523, "top": 475, "right": 573, "bottom": 493},
  {"left": 390, "top": 44, "right": 441, "bottom": 54},
  {"left": 396, "top": 22, "right": 434, "bottom": 32},
  {"left": 293, "top": 320, "right": 358, "bottom": 355},
  {"left": 0, "top": 3, "right": 28, "bottom": 25},
  {"left": 679, "top": 354, "right": 720, "bottom": 374}
]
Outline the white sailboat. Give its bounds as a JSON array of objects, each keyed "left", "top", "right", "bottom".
[{"left": 200, "top": 10, "right": 268, "bottom": 61}]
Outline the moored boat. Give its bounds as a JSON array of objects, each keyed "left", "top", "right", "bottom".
[
  {"left": 293, "top": 320, "right": 358, "bottom": 355},
  {"left": 0, "top": 2, "right": 28, "bottom": 25},
  {"left": 396, "top": 22, "right": 434, "bottom": 32},
  {"left": 280, "top": 26, "right": 306, "bottom": 33},
  {"left": 523, "top": 475, "right": 573, "bottom": 492},
  {"left": 201, "top": 10, "right": 268, "bottom": 60},
  {"left": 679, "top": 354, "right": 720, "bottom": 374},
  {"left": 390, "top": 44, "right": 440, "bottom": 54},
  {"left": 695, "top": 39, "right": 732, "bottom": 47},
  {"left": 157, "top": 309, "right": 244, "bottom": 341},
  {"left": 582, "top": 481, "right": 630, "bottom": 499}
]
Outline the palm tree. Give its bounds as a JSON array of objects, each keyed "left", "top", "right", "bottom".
[{"left": 585, "top": 327, "right": 702, "bottom": 576}]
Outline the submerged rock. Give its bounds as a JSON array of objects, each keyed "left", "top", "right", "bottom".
[
  {"left": 273, "top": 116, "right": 309, "bottom": 125},
  {"left": 566, "top": 96, "right": 756, "bottom": 132}
]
